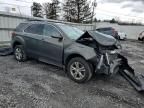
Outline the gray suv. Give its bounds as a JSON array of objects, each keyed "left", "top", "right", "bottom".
[{"left": 11, "top": 20, "right": 122, "bottom": 83}]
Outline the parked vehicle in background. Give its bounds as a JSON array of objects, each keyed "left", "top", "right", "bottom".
[
  {"left": 118, "top": 31, "right": 127, "bottom": 40},
  {"left": 138, "top": 31, "right": 144, "bottom": 41},
  {"left": 11, "top": 20, "right": 123, "bottom": 83},
  {"left": 96, "top": 27, "right": 119, "bottom": 39}
]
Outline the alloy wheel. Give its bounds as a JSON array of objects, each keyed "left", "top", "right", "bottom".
[
  {"left": 70, "top": 62, "right": 86, "bottom": 80},
  {"left": 15, "top": 48, "right": 23, "bottom": 60}
]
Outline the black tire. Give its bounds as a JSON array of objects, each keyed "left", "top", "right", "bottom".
[
  {"left": 14, "top": 45, "right": 27, "bottom": 62},
  {"left": 67, "top": 57, "right": 93, "bottom": 83}
]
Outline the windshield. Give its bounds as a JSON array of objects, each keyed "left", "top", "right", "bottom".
[{"left": 57, "top": 24, "right": 84, "bottom": 40}]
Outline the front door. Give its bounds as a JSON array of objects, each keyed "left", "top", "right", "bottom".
[{"left": 39, "top": 24, "right": 63, "bottom": 66}]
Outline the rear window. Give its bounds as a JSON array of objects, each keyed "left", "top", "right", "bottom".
[
  {"left": 16, "top": 23, "right": 27, "bottom": 32},
  {"left": 24, "top": 24, "right": 44, "bottom": 35}
]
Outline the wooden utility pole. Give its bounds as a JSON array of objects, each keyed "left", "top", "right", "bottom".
[{"left": 91, "top": 0, "right": 97, "bottom": 23}]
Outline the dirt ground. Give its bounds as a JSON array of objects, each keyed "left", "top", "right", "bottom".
[{"left": 0, "top": 40, "right": 144, "bottom": 108}]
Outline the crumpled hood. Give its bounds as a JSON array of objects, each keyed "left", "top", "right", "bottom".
[{"left": 77, "top": 31, "right": 117, "bottom": 46}]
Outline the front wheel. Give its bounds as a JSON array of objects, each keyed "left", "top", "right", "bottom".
[{"left": 67, "top": 57, "right": 93, "bottom": 83}]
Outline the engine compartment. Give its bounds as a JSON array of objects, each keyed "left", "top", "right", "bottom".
[{"left": 77, "top": 35, "right": 117, "bottom": 51}]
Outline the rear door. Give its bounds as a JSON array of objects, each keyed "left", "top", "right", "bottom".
[
  {"left": 23, "top": 23, "right": 44, "bottom": 57},
  {"left": 39, "top": 24, "right": 63, "bottom": 66}
]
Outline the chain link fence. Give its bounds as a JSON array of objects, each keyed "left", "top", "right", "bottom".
[{"left": 0, "top": 11, "right": 95, "bottom": 44}]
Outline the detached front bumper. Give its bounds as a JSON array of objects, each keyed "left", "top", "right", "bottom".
[
  {"left": 118, "top": 54, "right": 144, "bottom": 92},
  {"left": 96, "top": 54, "right": 144, "bottom": 92}
]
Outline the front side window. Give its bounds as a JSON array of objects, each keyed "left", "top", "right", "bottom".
[
  {"left": 57, "top": 24, "right": 84, "bottom": 40},
  {"left": 44, "top": 24, "right": 61, "bottom": 37},
  {"left": 24, "top": 24, "right": 44, "bottom": 35}
]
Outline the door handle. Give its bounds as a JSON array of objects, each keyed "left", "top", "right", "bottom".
[{"left": 41, "top": 38, "right": 44, "bottom": 41}]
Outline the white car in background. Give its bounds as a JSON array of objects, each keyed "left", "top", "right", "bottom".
[
  {"left": 118, "top": 31, "right": 127, "bottom": 40},
  {"left": 138, "top": 31, "right": 144, "bottom": 41}
]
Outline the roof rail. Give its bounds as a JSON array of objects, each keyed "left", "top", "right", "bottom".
[{"left": 27, "top": 19, "right": 46, "bottom": 22}]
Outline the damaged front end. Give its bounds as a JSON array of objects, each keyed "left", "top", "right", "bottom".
[
  {"left": 77, "top": 31, "right": 144, "bottom": 92},
  {"left": 95, "top": 51, "right": 122, "bottom": 76},
  {"left": 76, "top": 31, "right": 122, "bottom": 76},
  {"left": 118, "top": 54, "right": 144, "bottom": 92}
]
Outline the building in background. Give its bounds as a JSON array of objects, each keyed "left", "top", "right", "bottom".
[{"left": 0, "top": 0, "right": 32, "bottom": 16}]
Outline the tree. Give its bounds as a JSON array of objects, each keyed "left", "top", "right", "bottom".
[
  {"left": 94, "top": 18, "right": 97, "bottom": 22},
  {"left": 63, "top": 0, "right": 92, "bottom": 23},
  {"left": 110, "top": 18, "right": 117, "bottom": 23},
  {"left": 43, "top": 0, "right": 60, "bottom": 20},
  {"left": 43, "top": 3, "right": 50, "bottom": 19},
  {"left": 63, "top": 0, "right": 73, "bottom": 22},
  {"left": 31, "top": 2, "right": 43, "bottom": 18}
]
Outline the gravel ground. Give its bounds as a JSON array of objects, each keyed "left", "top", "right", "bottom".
[{"left": 0, "top": 40, "right": 144, "bottom": 108}]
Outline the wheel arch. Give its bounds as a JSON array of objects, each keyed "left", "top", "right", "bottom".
[
  {"left": 65, "top": 54, "right": 94, "bottom": 82},
  {"left": 64, "top": 53, "right": 85, "bottom": 68},
  {"left": 13, "top": 41, "right": 22, "bottom": 49},
  {"left": 12, "top": 36, "right": 25, "bottom": 49}
]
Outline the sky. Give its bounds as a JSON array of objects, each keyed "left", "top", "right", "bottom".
[
  {"left": 0, "top": 0, "right": 144, "bottom": 23},
  {"left": 96, "top": 0, "right": 144, "bottom": 23}
]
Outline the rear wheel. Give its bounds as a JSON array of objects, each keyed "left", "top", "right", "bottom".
[
  {"left": 67, "top": 57, "right": 93, "bottom": 83},
  {"left": 14, "top": 45, "right": 27, "bottom": 62}
]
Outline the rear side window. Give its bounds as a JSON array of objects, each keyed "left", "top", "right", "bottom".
[
  {"left": 24, "top": 24, "right": 44, "bottom": 35},
  {"left": 16, "top": 23, "right": 27, "bottom": 32}
]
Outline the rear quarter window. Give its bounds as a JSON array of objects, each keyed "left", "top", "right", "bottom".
[{"left": 15, "top": 23, "right": 27, "bottom": 32}]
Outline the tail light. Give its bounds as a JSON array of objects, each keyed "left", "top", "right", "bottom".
[{"left": 12, "top": 32, "right": 16, "bottom": 39}]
